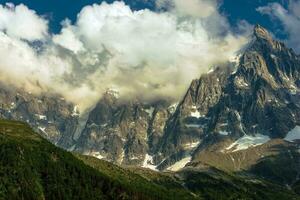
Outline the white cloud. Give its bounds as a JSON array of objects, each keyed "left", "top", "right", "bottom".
[
  {"left": 53, "top": 19, "right": 84, "bottom": 53},
  {"left": 156, "top": 0, "right": 217, "bottom": 18},
  {"left": 0, "top": 3, "right": 48, "bottom": 41},
  {"left": 0, "top": 2, "right": 249, "bottom": 111},
  {"left": 257, "top": 0, "right": 300, "bottom": 52}
]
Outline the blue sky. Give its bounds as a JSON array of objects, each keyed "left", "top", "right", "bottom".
[
  {"left": 0, "top": 0, "right": 288, "bottom": 36},
  {"left": 221, "top": 0, "right": 288, "bottom": 37},
  {"left": 0, "top": 0, "right": 157, "bottom": 33}
]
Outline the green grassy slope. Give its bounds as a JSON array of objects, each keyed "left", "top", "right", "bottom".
[
  {"left": 0, "top": 120, "right": 195, "bottom": 200},
  {"left": 76, "top": 155, "right": 196, "bottom": 200},
  {"left": 250, "top": 151, "right": 300, "bottom": 185},
  {"left": 78, "top": 155, "right": 300, "bottom": 200},
  {"left": 179, "top": 168, "right": 300, "bottom": 200}
]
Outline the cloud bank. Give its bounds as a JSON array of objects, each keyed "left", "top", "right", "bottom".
[{"left": 0, "top": 1, "right": 249, "bottom": 111}]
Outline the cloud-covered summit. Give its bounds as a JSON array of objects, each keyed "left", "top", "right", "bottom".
[{"left": 0, "top": 1, "right": 251, "bottom": 111}]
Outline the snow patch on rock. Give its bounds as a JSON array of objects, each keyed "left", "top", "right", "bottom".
[
  {"left": 38, "top": 126, "right": 47, "bottom": 136},
  {"left": 145, "top": 107, "right": 155, "bottom": 118},
  {"left": 207, "top": 68, "right": 215, "bottom": 74},
  {"left": 190, "top": 106, "right": 201, "bottom": 118},
  {"left": 270, "top": 54, "right": 277, "bottom": 59},
  {"left": 230, "top": 54, "right": 242, "bottom": 74},
  {"left": 71, "top": 105, "right": 80, "bottom": 116},
  {"left": 219, "top": 131, "right": 229, "bottom": 136},
  {"left": 90, "top": 151, "right": 105, "bottom": 160},
  {"left": 119, "top": 149, "right": 125, "bottom": 164},
  {"left": 167, "top": 156, "right": 192, "bottom": 171},
  {"left": 225, "top": 134, "right": 270, "bottom": 152},
  {"left": 285, "top": 126, "right": 300, "bottom": 142},
  {"left": 290, "top": 84, "right": 298, "bottom": 95},
  {"left": 235, "top": 76, "right": 249, "bottom": 88},
  {"left": 183, "top": 141, "right": 200, "bottom": 149},
  {"left": 35, "top": 114, "right": 47, "bottom": 120},
  {"left": 10, "top": 102, "right": 16, "bottom": 109},
  {"left": 142, "top": 154, "right": 157, "bottom": 171},
  {"left": 185, "top": 124, "right": 202, "bottom": 128},
  {"left": 230, "top": 53, "right": 242, "bottom": 64},
  {"left": 129, "top": 155, "right": 139, "bottom": 160}
]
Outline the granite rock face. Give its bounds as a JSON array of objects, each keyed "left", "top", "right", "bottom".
[
  {"left": 189, "top": 25, "right": 300, "bottom": 177},
  {"left": 203, "top": 24, "right": 300, "bottom": 141},
  {"left": 0, "top": 82, "right": 80, "bottom": 149},
  {"left": 75, "top": 90, "right": 173, "bottom": 166}
]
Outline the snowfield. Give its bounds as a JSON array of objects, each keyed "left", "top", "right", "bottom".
[
  {"left": 284, "top": 126, "right": 300, "bottom": 142},
  {"left": 225, "top": 134, "right": 271, "bottom": 152}
]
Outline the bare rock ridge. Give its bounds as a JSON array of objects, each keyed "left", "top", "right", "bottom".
[{"left": 204, "top": 24, "right": 300, "bottom": 140}]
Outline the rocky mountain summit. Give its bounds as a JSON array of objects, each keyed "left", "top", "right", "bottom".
[
  {"left": 72, "top": 25, "right": 300, "bottom": 174},
  {"left": 0, "top": 25, "right": 299, "bottom": 178},
  {"left": 205, "top": 24, "right": 300, "bottom": 140}
]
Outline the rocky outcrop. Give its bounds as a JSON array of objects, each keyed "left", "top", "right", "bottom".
[
  {"left": 202, "top": 24, "right": 300, "bottom": 141},
  {"left": 75, "top": 90, "right": 173, "bottom": 166},
  {"left": 0, "top": 82, "right": 79, "bottom": 149},
  {"left": 152, "top": 66, "right": 231, "bottom": 168}
]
